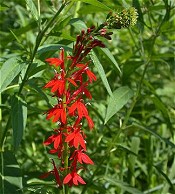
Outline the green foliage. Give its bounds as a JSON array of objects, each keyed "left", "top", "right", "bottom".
[{"left": 0, "top": 0, "right": 175, "bottom": 193}]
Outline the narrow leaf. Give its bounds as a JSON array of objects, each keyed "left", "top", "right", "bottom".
[
  {"left": 0, "top": 151, "right": 22, "bottom": 194},
  {"left": 134, "top": 123, "right": 175, "bottom": 149},
  {"left": 91, "top": 50, "right": 113, "bottom": 96},
  {"left": 26, "top": 0, "right": 39, "bottom": 21},
  {"left": 105, "top": 86, "right": 134, "bottom": 124},
  {"left": 154, "top": 165, "right": 175, "bottom": 191},
  {"left": 104, "top": 177, "right": 143, "bottom": 194},
  {"left": 11, "top": 95, "right": 27, "bottom": 150},
  {"left": 72, "top": 0, "right": 112, "bottom": 11},
  {"left": 100, "top": 47, "right": 121, "bottom": 74},
  {"left": 151, "top": 96, "right": 173, "bottom": 136},
  {"left": 0, "top": 57, "right": 24, "bottom": 93}
]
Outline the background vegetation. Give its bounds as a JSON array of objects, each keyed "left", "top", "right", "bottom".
[{"left": 0, "top": 0, "right": 175, "bottom": 193}]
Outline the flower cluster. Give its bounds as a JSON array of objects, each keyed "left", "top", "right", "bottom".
[
  {"left": 41, "top": 7, "right": 138, "bottom": 188},
  {"left": 106, "top": 7, "right": 138, "bottom": 29},
  {"left": 41, "top": 27, "right": 107, "bottom": 187}
]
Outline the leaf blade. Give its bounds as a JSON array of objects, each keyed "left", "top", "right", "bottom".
[
  {"left": 11, "top": 95, "right": 27, "bottom": 150},
  {"left": 105, "top": 86, "right": 134, "bottom": 124},
  {"left": 0, "top": 57, "right": 24, "bottom": 93},
  {"left": 90, "top": 50, "right": 113, "bottom": 96}
]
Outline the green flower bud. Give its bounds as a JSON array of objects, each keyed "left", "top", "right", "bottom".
[{"left": 106, "top": 7, "right": 138, "bottom": 29}]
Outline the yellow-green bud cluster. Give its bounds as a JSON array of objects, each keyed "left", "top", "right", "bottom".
[{"left": 106, "top": 7, "right": 138, "bottom": 29}]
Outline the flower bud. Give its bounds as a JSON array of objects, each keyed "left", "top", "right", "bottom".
[{"left": 106, "top": 7, "right": 138, "bottom": 29}]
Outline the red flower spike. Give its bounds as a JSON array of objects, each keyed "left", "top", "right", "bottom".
[
  {"left": 43, "top": 23, "right": 104, "bottom": 187},
  {"left": 63, "top": 171, "right": 86, "bottom": 186}
]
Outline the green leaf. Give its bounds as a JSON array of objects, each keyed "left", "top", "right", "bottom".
[
  {"left": 128, "top": 137, "right": 140, "bottom": 173},
  {"left": 154, "top": 165, "right": 175, "bottom": 191},
  {"left": 37, "top": 44, "right": 72, "bottom": 59},
  {"left": 72, "top": 0, "right": 112, "bottom": 11},
  {"left": 25, "top": 0, "right": 39, "bottom": 21},
  {"left": 104, "top": 177, "right": 143, "bottom": 194},
  {"left": 70, "top": 18, "right": 87, "bottom": 31},
  {"left": 151, "top": 96, "right": 173, "bottom": 136},
  {"left": 134, "top": 123, "right": 175, "bottom": 149},
  {"left": 100, "top": 47, "right": 121, "bottom": 74},
  {"left": 0, "top": 57, "right": 25, "bottom": 93},
  {"left": 11, "top": 95, "right": 27, "bottom": 150},
  {"left": 90, "top": 50, "right": 113, "bottom": 96},
  {"left": 122, "top": 61, "right": 142, "bottom": 83},
  {"left": 0, "top": 151, "right": 22, "bottom": 194},
  {"left": 105, "top": 86, "right": 134, "bottom": 124}
]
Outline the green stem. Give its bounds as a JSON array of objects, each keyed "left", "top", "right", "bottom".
[{"left": 0, "top": 94, "right": 2, "bottom": 151}]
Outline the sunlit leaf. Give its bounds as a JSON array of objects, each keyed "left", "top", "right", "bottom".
[
  {"left": 105, "top": 86, "right": 134, "bottom": 124},
  {"left": 91, "top": 50, "right": 113, "bottom": 96},
  {"left": 0, "top": 57, "right": 25, "bottom": 93},
  {"left": 26, "top": 0, "right": 39, "bottom": 21}
]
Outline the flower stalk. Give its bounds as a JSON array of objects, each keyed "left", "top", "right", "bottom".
[{"left": 41, "top": 6, "right": 138, "bottom": 193}]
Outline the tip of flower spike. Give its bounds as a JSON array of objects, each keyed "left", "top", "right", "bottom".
[{"left": 106, "top": 7, "right": 138, "bottom": 29}]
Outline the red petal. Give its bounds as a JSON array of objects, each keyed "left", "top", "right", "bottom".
[
  {"left": 69, "top": 101, "right": 77, "bottom": 114},
  {"left": 81, "top": 153, "right": 94, "bottom": 164},
  {"left": 54, "top": 135, "right": 61, "bottom": 149},
  {"left": 85, "top": 115, "right": 94, "bottom": 129},
  {"left": 65, "top": 132, "right": 75, "bottom": 142},
  {"left": 43, "top": 134, "right": 55, "bottom": 145},
  {"left": 67, "top": 78, "right": 78, "bottom": 87},
  {"left": 52, "top": 109, "right": 61, "bottom": 122},
  {"left": 44, "top": 79, "right": 55, "bottom": 88},
  {"left": 51, "top": 80, "right": 60, "bottom": 93},
  {"left": 77, "top": 133, "right": 86, "bottom": 150},
  {"left": 76, "top": 174, "right": 86, "bottom": 185},
  {"left": 61, "top": 108, "right": 66, "bottom": 124},
  {"left": 46, "top": 58, "right": 63, "bottom": 67},
  {"left": 63, "top": 173, "right": 72, "bottom": 184}
]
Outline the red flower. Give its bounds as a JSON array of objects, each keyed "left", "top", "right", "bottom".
[
  {"left": 44, "top": 131, "right": 63, "bottom": 150},
  {"left": 46, "top": 105, "right": 66, "bottom": 123},
  {"left": 65, "top": 128, "right": 86, "bottom": 150},
  {"left": 70, "top": 149, "right": 94, "bottom": 165},
  {"left": 69, "top": 100, "right": 88, "bottom": 119},
  {"left": 63, "top": 171, "right": 86, "bottom": 186},
  {"left": 72, "top": 83, "right": 92, "bottom": 99},
  {"left": 85, "top": 68, "right": 97, "bottom": 83},
  {"left": 45, "top": 49, "right": 64, "bottom": 69},
  {"left": 44, "top": 73, "right": 66, "bottom": 95}
]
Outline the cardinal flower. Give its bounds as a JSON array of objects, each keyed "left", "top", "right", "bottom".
[
  {"left": 63, "top": 171, "right": 86, "bottom": 186},
  {"left": 65, "top": 128, "right": 86, "bottom": 150},
  {"left": 45, "top": 49, "right": 65, "bottom": 70},
  {"left": 70, "top": 149, "right": 94, "bottom": 165},
  {"left": 46, "top": 105, "right": 66, "bottom": 124}
]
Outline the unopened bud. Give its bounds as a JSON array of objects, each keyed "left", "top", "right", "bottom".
[{"left": 106, "top": 7, "right": 138, "bottom": 29}]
